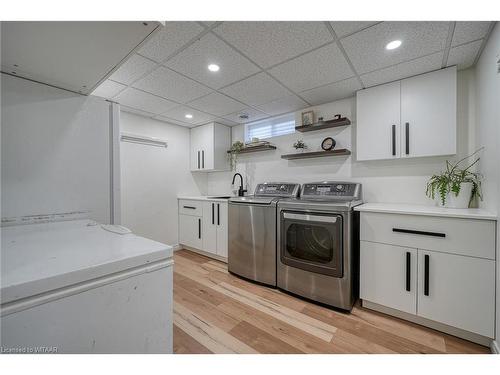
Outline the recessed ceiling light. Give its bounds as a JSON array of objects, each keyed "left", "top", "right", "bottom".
[
  {"left": 185, "top": 114, "right": 193, "bottom": 119},
  {"left": 208, "top": 64, "right": 220, "bottom": 72},
  {"left": 386, "top": 40, "right": 402, "bottom": 50}
]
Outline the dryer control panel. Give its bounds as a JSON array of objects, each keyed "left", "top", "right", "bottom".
[{"left": 301, "top": 182, "right": 362, "bottom": 200}]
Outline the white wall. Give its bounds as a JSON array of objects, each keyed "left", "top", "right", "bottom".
[
  {"left": 208, "top": 70, "right": 476, "bottom": 206},
  {"left": 474, "top": 22, "right": 500, "bottom": 346},
  {"left": 119, "top": 112, "right": 205, "bottom": 246},
  {"left": 1, "top": 74, "right": 112, "bottom": 223}
]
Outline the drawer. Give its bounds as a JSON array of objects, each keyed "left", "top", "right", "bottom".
[
  {"left": 360, "top": 212, "right": 495, "bottom": 259},
  {"left": 178, "top": 200, "right": 203, "bottom": 216}
]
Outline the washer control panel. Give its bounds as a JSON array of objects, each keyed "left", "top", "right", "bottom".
[
  {"left": 255, "top": 183, "right": 300, "bottom": 197},
  {"left": 301, "top": 182, "right": 361, "bottom": 200}
]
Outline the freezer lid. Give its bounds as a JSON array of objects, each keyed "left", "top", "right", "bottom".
[{"left": 1, "top": 220, "right": 172, "bottom": 305}]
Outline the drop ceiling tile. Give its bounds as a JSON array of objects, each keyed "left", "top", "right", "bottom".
[
  {"left": 138, "top": 22, "right": 205, "bottom": 62},
  {"left": 268, "top": 43, "right": 354, "bottom": 92},
  {"left": 255, "top": 95, "right": 308, "bottom": 116},
  {"left": 447, "top": 40, "right": 483, "bottom": 70},
  {"left": 121, "top": 105, "right": 156, "bottom": 118},
  {"left": 214, "top": 22, "right": 334, "bottom": 68},
  {"left": 329, "top": 21, "right": 379, "bottom": 38},
  {"left": 360, "top": 51, "right": 443, "bottom": 87},
  {"left": 188, "top": 92, "right": 247, "bottom": 116},
  {"left": 214, "top": 117, "right": 239, "bottom": 127},
  {"left": 115, "top": 88, "right": 178, "bottom": 115},
  {"left": 91, "top": 80, "right": 126, "bottom": 98},
  {"left": 341, "top": 21, "right": 449, "bottom": 74},
  {"left": 154, "top": 115, "right": 195, "bottom": 128},
  {"left": 452, "top": 22, "right": 492, "bottom": 47},
  {"left": 300, "top": 77, "right": 362, "bottom": 105},
  {"left": 201, "top": 21, "right": 217, "bottom": 27},
  {"left": 161, "top": 105, "right": 216, "bottom": 125},
  {"left": 222, "top": 107, "right": 269, "bottom": 124},
  {"left": 220, "top": 72, "right": 291, "bottom": 106},
  {"left": 133, "top": 66, "right": 212, "bottom": 103},
  {"left": 165, "top": 33, "right": 260, "bottom": 89},
  {"left": 108, "top": 54, "right": 157, "bottom": 85}
]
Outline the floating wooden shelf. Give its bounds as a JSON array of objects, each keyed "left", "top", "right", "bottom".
[
  {"left": 295, "top": 117, "right": 351, "bottom": 132},
  {"left": 227, "top": 144, "right": 277, "bottom": 154},
  {"left": 281, "top": 149, "right": 351, "bottom": 160}
]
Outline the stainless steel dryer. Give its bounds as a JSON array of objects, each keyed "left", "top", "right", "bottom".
[
  {"left": 277, "top": 182, "right": 362, "bottom": 310},
  {"left": 228, "top": 182, "right": 300, "bottom": 287}
]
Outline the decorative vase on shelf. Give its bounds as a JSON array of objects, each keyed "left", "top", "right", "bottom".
[{"left": 437, "top": 182, "right": 473, "bottom": 209}]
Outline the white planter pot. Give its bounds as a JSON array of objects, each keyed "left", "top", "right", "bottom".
[{"left": 438, "top": 182, "right": 473, "bottom": 209}]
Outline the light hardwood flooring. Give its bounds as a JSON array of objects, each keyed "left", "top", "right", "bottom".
[{"left": 173, "top": 249, "right": 490, "bottom": 354}]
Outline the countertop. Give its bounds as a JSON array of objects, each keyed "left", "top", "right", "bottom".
[
  {"left": 354, "top": 203, "right": 497, "bottom": 220},
  {"left": 1, "top": 220, "right": 172, "bottom": 304},
  {"left": 178, "top": 195, "right": 233, "bottom": 202}
]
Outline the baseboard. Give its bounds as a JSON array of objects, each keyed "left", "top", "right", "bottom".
[
  {"left": 362, "top": 300, "right": 493, "bottom": 348},
  {"left": 171, "top": 243, "right": 183, "bottom": 251},
  {"left": 179, "top": 244, "right": 228, "bottom": 263},
  {"left": 491, "top": 340, "right": 500, "bottom": 354}
]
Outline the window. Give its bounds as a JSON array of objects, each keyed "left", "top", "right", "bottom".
[{"left": 245, "top": 113, "right": 296, "bottom": 141}]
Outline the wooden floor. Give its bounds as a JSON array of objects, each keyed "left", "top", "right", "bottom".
[{"left": 173, "top": 249, "right": 490, "bottom": 354}]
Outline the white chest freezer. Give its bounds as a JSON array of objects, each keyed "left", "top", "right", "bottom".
[{"left": 0, "top": 219, "right": 173, "bottom": 354}]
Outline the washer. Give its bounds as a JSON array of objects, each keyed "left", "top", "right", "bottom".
[
  {"left": 228, "top": 182, "right": 300, "bottom": 287},
  {"left": 277, "top": 182, "right": 362, "bottom": 310}
]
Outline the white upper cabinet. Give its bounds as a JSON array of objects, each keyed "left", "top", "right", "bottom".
[
  {"left": 190, "top": 122, "right": 231, "bottom": 172},
  {"left": 401, "top": 67, "right": 457, "bottom": 158},
  {"left": 356, "top": 81, "right": 401, "bottom": 161},
  {"left": 356, "top": 66, "right": 457, "bottom": 161}
]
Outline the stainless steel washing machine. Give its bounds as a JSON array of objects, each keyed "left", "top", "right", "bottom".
[
  {"left": 277, "top": 182, "right": 362, "bottom": 310},
  {"left": 228, "top": 182, "right": 300, "bottom": 287}
]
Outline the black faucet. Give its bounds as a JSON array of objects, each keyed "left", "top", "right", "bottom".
[{"left": 232, "top": 173, "right": 247, "bottom": 197}]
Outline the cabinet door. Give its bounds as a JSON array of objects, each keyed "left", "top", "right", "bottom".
[
  {"left": 202, "top": 201, "right": 217, "bottom": 254},
  {"left": 213, "top": 124, "right": 231, "bottom": 171},
  {"left": 417, "top": 250, "right": 495, "bottom": 338},
  {"left": 216, "top": 202, "right": 228, "bottom": 259},
  {"left": 401, "top": 66, "right": 456, "bottom": 158},
  {"left": 356, "top": 81, "right": 401, "bottom": 161},
  {"left": 190, "top": 126, "right": 203, "bottom": 171},
  {"left": 360, "top": 241, "right": 417, "bottom": 314},
  {"left": 179, "top": 214, "right": 202, "bottom": 249}
]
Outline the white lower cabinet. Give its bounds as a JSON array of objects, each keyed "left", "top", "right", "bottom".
[
  {"left": 179, "top": 199, "right": 228, "bottom": 261},
  {"left": 359, "top": 210, "right": 496, "bottom": 341},
  {"left": 360, "top": 242, "right": 417, "bottom": 314},
  {"left": 417, "top": 250, "right": 495, "bottom": 338},
  {"left": 178, "top": 214, "right": 202, "bottom": 249}
]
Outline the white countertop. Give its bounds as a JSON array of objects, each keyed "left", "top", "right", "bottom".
[
  {"left": 1, "top": 220, "right": 172, "bottom": 304},
  {"left": 178, "top": 195, "right": 233, "bottom": 202},
  {"left": 354, "top": 203, "right": 497, "bottom": 220}
]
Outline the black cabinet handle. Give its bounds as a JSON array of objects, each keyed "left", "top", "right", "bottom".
[
  {"left": 198, "top": 218, "right": 201, "bottom": 239},
  {"left": 202, "top": 150, "right": 205, "bottom": 169},
  {"left": 424, "top": 254, "right": 430, "bottom": 296},
  {"left": 392, "top": 228, "right": 445, "bottom": 238},
  {"left": 212, "top": 203, "right": 214, "bottom": 225},
  {"left": 217, "top": 203, "right": 220, "bottom": 226},
  {"left": 183, "top": 205, "right": 196, "bottom": 210},
  {"left": 392, "top": 124, "right": 396, "bottom": 156},
  {"left": 405, "top": 252, "right": 411, "bottom": 292},
  {"left": 405, "top": 122, "right": 409, "bottom": 155},
  {"left": 197, "top": 151, "right": 200, "bottom": 169}
]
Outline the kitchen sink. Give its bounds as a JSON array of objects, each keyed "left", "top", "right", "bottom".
[{"left": 208, "top": 196, "right": 232, "bottom": 199}]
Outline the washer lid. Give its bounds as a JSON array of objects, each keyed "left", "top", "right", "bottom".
[
  {"left": 229, "top": 196, "right": 277, "bottom": 205},
  {"left": 1, "top": 219, "right": 172, "bottom": 304}
]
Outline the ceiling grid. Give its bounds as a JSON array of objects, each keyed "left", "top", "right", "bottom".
[{"left": 89, "top": 21, "right": 495, "bottom": 127}]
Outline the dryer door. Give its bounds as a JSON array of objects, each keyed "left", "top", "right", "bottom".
[{"left": 280, "top": 211, "right": 343, "bottom": 277}]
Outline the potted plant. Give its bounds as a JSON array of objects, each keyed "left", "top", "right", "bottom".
[
  {"left": 293, "top": 139, "right": 307, "bottom": 153},
  {"left": 426, "top": 149, "right": 483, "bottom": 208},
  {"left": 227, "top": 141, "right": 244, "bottom": 171}
]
